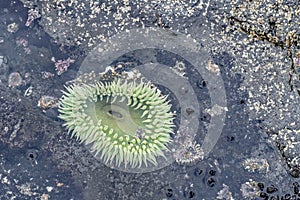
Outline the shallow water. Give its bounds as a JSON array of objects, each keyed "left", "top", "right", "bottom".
[{"left": 1, "top": 0, "right": 300, "bottom": 199}]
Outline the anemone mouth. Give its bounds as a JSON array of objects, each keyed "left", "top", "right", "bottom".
[{"left": 58, "top": 78, "right": 175, "bottom": 169}]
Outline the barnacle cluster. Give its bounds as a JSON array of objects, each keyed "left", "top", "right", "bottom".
[
  {"left": 58, "top": 78, "right": 175, "bottom": 169},
  {"left": 229, "top": 1, "right": 300, "bottom": 94},
  {"left": 225, "top": 1, "right": 300, "bottom": 178},
  {"left": 242, "top": 158, "right": 269, "bottom": 173},
  {"left": 240, "top": 180, "right": 261, "bottom": 199},
  {"left": 171, "top": 126, "right": 204, "bottom": 166},
  {"left": 174, "top": 141, "right": 204, "bottom": 166}
]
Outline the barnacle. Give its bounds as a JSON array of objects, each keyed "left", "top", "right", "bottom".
[
  {"left": 58, "top": 78, "right": 175, "bottom": 169},
  {"left": 174, "top": 141, "right": 204, "bottom": 166}
]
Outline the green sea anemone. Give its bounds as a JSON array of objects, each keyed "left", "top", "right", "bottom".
[{"left": 58, "top": 78, "right": 175, "bottom": 169}]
